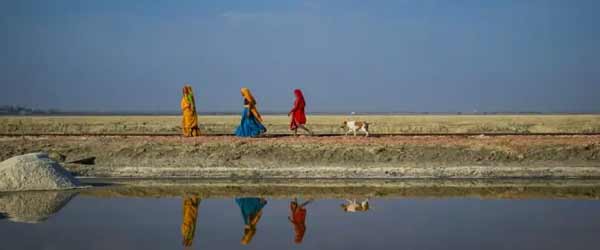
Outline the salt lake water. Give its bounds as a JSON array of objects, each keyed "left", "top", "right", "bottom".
[{"left": 1, "top": 185, "right": 600, "bottom": 250}]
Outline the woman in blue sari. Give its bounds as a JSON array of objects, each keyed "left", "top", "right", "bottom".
[
  {"left": 235, "top": 197, "right": 267, "bottom": 245},
  {"left": 235, "top": 88, "right": 267, "bottom": 137}
]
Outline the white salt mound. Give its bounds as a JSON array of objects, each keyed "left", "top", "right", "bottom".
[{"left": 0, "top": 153, "right": 80, "bottom": 192}]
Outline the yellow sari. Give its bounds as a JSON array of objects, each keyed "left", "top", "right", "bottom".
[
  {"left": 181, "top": 85, "right": 200, "bottom": 136},
  {"left": 181, "top": 195, "right": 200, "bottom": 247}
]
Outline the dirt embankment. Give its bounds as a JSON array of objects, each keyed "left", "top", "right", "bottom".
[{"left": 1, "top": 135, "right": 599, "bottom": 178}]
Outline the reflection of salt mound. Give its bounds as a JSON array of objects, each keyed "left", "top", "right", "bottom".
[
  {"left": 0, "top": 153, "right": 80, "bottom": 192},
  {"left": 0, "top": 191, "right": 77, "bottom": 223}
]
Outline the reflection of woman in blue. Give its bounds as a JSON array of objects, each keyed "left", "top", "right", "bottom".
[{"left": 235, "top": 197, "right": 267, "bottom": 245}]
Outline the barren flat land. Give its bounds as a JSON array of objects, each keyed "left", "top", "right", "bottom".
[
  {"left": 1, "top": 115, "right": 599, "bottom": 179},
  {"left": 2, "top": 114, "right": 600, "bottom": 135}
]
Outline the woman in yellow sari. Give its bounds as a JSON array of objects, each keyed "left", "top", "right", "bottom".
[
  {"left": 181, "top": 85, "right": 200, "bottom": 137},
  {"left": 181, "top": 195, "right": 201, "bottom": 248}
]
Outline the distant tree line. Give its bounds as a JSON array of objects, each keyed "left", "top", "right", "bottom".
[{"left": 0, "top": 105, "right": 60, "bottom": 115}]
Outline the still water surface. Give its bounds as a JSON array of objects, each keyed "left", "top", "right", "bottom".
[{"left": 1, "top": 191, "right": 600, "bottom": 250}]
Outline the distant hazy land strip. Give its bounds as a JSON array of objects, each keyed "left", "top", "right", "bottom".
[{"left": 1, "top": 115, "right": 600, "bottom": 135}]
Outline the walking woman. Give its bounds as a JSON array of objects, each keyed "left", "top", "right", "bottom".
[
  {"left": 235, "top": 88, "right": 267, "bottom": 137},
  {"left": 235, "top": 197, "right": 268, "bottom": 245},
  {"left": 289, "top": 89, "right": 313, "bottom": 136},
  {"left": 181, "top": 85, "right": 200, "bottom": 137},
  {"left": 181, "top": 195, "right": 201, "bottom": 248}
]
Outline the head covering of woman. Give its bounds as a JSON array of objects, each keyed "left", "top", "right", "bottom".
[
  {"left": 241, "top": 225, "right": 257, "bottom": 245},
  {"left": 183, "top": 85, "right": 196, "bottom": 113},
  {"left": 294, "top": 224, "right": 306, "bottom": 244},
  {"left": 241, "top": 211, "right": 262, "bottom": 245},
  {"left": 240, "top": 87, "right": 256, "bottom": 105},
  {"left": 240, "top": 87, "right": 263, "bottom": 122},
  {"left": 294, "top": 89, "right": 305, "bottom": 105}
]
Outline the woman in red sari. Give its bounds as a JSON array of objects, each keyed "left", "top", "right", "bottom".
[{"left": 288, "top": 89, "right": 313, "bottom": 136}]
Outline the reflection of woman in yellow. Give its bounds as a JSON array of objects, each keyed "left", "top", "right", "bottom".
[
  {"left": 181, "top": 85, "right": 200, "bottom": 137},
  {"left": 181, "top": 195, "right": 201, "bottom": 248},
  {"left": 235, "top": 197, "right": 267, "bottom": 245}
]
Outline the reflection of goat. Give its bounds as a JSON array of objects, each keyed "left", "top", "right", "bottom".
[{"left": 340, "top": 199, "right": 370, "bottom": 212}]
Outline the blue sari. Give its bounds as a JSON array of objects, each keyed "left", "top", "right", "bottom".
[{"left": 235, "top": 107, "right": 266, "bottom": 137}]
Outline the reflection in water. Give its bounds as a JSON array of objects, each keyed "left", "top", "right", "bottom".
[
  {"left": 235, "top": 198, "right": 267, "bottom": 245},
  {"left": 341, "top": 199, "right": 370, "bottom": 213},
  {"left": 181, "top": 195, "right": 201, "bottom": 248},
  {"left": 289, "top": 198, "right": 312, "bottom": 244},
  {"left": 2, "top": 188, "right": 600, "bottom": 250},
  {"left": 0, "top": 191, "right": 76, "bottom": 223}
]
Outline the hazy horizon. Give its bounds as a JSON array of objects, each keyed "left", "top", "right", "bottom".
[
  {"left": 1, "top": 0, "right": 599, "bottom": 113},
  {"left": 2, "top": 104, "right": 599, "bottom": 115}
]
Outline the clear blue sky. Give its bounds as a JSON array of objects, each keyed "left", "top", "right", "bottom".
[{"left": 1, "top": 0, "right": 599, "bottom": 113}]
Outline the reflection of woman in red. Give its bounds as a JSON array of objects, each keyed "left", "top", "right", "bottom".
[
  {"left": 288, "top": 89, "right": 313, "bottom": 136},
  {"left": 288, "top": 198, "right": 312, "bottom": 244}
]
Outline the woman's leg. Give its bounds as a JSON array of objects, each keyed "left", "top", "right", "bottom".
[{"left": 298, "top": 125, "right": 313, "bottom": 135}]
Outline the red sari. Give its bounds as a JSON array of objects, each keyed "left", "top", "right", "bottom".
[
  {"left": 290, "top": 203, "right": 307, "bottom": 243},
  {"left": 289, "top": 89, "right": 307, "bottom": 130}
]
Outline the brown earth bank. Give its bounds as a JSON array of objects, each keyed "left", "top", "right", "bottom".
[
  {"left": 79, "top": 179, "right": 600, "bottom": 200},
  {"left": 1, "top": 135, "right": 599, "bottom": 178}
]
